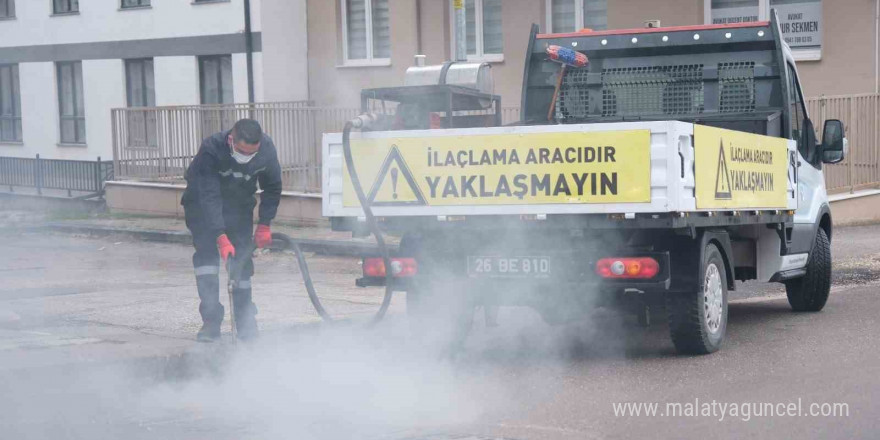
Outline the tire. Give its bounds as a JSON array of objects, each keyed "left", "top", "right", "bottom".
[
  {"left": 785, "top": 228, "right": 831, "bottom": 312},
  {"left": 667, "top": 243, "right": 729, "bottom": 355}
]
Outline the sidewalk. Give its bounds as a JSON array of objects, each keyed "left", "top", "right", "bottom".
[{"left": 34, "top": 214, "right": 398, "bottom": 256}]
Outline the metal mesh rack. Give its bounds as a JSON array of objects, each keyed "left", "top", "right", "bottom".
[
  {"left": 600, "top": 65, "right": 705, "bottom": 117},
  {"left": 556, "top": 68, "right": 591, "bottom": 120},
  {"left": 554, "top": 62, "right": 762, "bottom": 121},
  {"left": 718, "top": 61, "right": 757, "bottom": 113}
]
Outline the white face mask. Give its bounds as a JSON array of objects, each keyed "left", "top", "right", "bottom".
[
  {"left": 231, "top": 149, "right": 256, "bottom": 164},
  {"left": 229, "top": 136, "right": 258, "bottom": 164}
]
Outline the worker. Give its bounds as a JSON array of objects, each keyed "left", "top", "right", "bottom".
[{"left": 181, "top": 119, "right": 282, "bottom": 342}]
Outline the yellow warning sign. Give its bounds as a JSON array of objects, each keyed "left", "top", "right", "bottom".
[
  {"left": 343, "top": 130, "right": 652, "bottom": 207},
  {"left": 695, "top": 124, "right": 789, "bottom": 209},
  {"left": 366, "top": 145, "right": 426, "bottom": 206}
]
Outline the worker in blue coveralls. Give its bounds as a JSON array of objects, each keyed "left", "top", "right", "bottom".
[{"left": 181, "top": 119, "right": 282, "bottom": 342}]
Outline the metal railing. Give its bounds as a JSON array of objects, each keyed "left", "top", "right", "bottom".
[
  {"left": 112, "top": 101, "right": 358, "bottom": 193},
  {"left": 806, "top": 94, "right": 880, "bottom": 193},
  {"left": 112, "top": 102, "right": 520, "bottom": 193},
  {"left": 0, "top": 155, "right": 113, "bottom": 198}
]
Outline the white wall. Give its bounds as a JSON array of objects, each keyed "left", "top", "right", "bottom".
[
  {"left": 0, "top": 63, "right": 56, "bottom": 159},
  {"left": 1, "top": 0, "right": 259, "bottom": 48},
  {"left": 252, "top": 52, "right": 265, "bottom": 103},
  {"left": 0, "top": 53, "right": 269, "bottom": 161},
  {"left": 0, "top": 0, "right": 315, "bottom": 162},
  {"left": 233, "top": 53, "right": 267, "bottom": 103},
  {"left": 82, "top": 59, "right": 126, "bottom": 161},
  {"left": 0, "top": 60, "right": 126, "bottom": 160},
  {"left": 261, "top": 0, "right": 309, "bottom": 102},
  {"left": 232, "top": 53, "right": 251, "bottom": 104},
  {"left": 153, "top": 56, "right": 200, "bottom": 106}
]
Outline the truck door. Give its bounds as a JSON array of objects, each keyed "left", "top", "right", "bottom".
[{"left": 786, "top": 62, "right": 826, "bottom": 254}]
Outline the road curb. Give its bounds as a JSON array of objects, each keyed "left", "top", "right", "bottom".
[{"left": 38, "top": 222, "right": 392, "bottom": 257}]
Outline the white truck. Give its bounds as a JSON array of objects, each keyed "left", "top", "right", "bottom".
[{"left": 322, "top": 14, "right": 847, "bottom": 354}]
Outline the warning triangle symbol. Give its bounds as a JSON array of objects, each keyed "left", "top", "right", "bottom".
[
  {"left": 367, "top": 145, "right": 427, "bottom": 206},
  {"left": 715, "top": 139, "right": 732, "bottom": 200}
]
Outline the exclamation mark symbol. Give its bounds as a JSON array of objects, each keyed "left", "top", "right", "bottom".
[{"left": 391, "top": 168, "right": 399, "bottom": 200}]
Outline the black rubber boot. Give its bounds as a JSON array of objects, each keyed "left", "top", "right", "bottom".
[
  {"left": 196, "top": 323, "right": 221, "bottom": 342},
  {"left": 232, "top": 285, "right": 258, "bottom": 341},
  {"left": 196, "top": 274, "right": 224, "bottom": 342}
]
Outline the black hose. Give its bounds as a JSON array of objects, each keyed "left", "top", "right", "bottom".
[
  {"left": 270, "top": 232, "right": 331, "bottom": 321},
  {"left": 253, "top": 119, "right": 395, "bottom": 325},
  {"left": 341, "top": 120, "right": 395, "bottom": 325}
]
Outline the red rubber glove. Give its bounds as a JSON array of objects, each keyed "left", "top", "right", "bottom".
[
  {"left": 254, "top": 224, "right": 272, "bottom": 248},
  {"left": 217, "top": 234, "right": 236, "bottom": 262}
]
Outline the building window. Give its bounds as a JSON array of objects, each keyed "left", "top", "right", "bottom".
[
  {"left": 451, "top": 0, "right": 503, "bottom": 62},
  {"left": 0, "top": 64, "right": 22, "bottom": 142},
  {"left": 705, "top": 0, "right": 821, "bottom": 61},
  {"left": 199, "top": 55, "right": 233, "bottom": 104},
  {"left": 57, "top": 61, "right": 86, "bottom": 144},
  {"left": 53, "top": 0, "right": 79, "bottom": 14},
  {"left": 0, "top": 0, "right": 15, "bottom": 19},
  {"left": 125, "top": 59, "right": 157, "bottom": 147},
  {"left": 546, "top": 0, "right": 607, "bottom": 33},
  {"left": 121, "top": 0, "right": 150, "bottom": 8},
  {"left": 125, "top": 59, "right": 155, "bottom": 107},
  {"left": 341, "top": 0, "right": 390, "bottom": 65}
]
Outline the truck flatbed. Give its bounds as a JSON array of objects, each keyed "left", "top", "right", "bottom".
[{"left": 323, "top": 121, "right": 797, "bottom": 224}]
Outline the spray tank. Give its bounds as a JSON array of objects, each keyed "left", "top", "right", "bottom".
[
  {"left": 359, "top": 56, "right": 502, "bottom": 131},
  {"left": 404, "top": 57, "right": 495, "bottom": 107}
]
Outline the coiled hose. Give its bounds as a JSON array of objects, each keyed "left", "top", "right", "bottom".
[{"left": 244, "top": 117, "right": 395, "bottom": 325}]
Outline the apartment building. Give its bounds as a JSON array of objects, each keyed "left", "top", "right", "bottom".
[
  {"left": 0, "top": 0, "right": 307, "bottom": 161},
  {"left": 307, "top": 0, "right": 870, "bottom": 110},
  {"left": 0, "top": 1, "right": 866, "bottom": 161}
]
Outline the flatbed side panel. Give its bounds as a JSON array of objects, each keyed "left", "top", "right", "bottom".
[
  {"left": 323, "top": 122, "right": 691, "bottom": 218},
  {"left": 691, "top": 124, "right": 797, "bottom": 211}
]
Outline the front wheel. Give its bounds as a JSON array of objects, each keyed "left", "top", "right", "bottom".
[
  {"left": 785, "top": 228, "right": 831, "bottom": 312},
  {"left": 667, "top": 243, "right": 729, "bottom": 354}
]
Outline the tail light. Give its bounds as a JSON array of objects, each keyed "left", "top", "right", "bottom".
[
  {"left": 596, "top": 257, "right": 659, "bottom": 279},
  {"left": 363, "top": 257, "right": 418, "bottom": 278}
]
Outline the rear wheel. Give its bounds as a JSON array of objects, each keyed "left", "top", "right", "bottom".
[
  {"left": 667, "top": 243, "right": 729, "bottom": 354},
  {"left": 785, "top": 228, "right": 831, "bottom": 312}
]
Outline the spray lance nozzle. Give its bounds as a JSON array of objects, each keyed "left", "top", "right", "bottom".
[{"left": 350, "top": 113, "right": 381, "bottom": 130}]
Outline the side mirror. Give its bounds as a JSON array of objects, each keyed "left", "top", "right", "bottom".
[{"left": 822, "top": 119, "right": 846, "bottom": 164}]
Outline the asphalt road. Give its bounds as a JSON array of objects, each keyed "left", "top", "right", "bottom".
[{"left": 1, "top": 226, "right": 880, "bottom": 439}]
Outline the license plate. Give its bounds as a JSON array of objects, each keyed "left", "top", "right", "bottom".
[{"left": 467, "top": 256, "right": 551, "bottom": 278}]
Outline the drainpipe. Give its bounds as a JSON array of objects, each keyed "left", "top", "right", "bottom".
[
  {"left": 875, "top": 0, "right": 879, "bottom": 93},
  {"left": 244, "top": 0, "right": 256, "bottom": 104},
  {"left": 454, "top": 0, "right": 466, "bottom": 61},
  {"left": 416, "top": 0, "right": 422, "bottom": 55}
]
